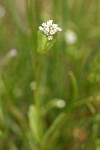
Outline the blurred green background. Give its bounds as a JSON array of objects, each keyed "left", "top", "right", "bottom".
[{"left": 0, "top": 0, "right": 100, "bottom": 150}]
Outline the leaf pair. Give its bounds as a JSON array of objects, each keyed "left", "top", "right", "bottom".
[{"left": 37, "top": 31, "right": 56, "bottom": 54}]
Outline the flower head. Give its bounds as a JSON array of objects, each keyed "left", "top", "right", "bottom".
[{"left": 39, "top": 20, "right": 62, "bottom": 41}]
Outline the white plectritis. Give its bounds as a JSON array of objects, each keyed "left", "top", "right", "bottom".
[
  {"left": 39, "top": 20, "right": 62, "bottom": 41},
  {"left": 0, "top": 6, "right": 6, "bottom": 18},
  {"left": 64, "top": 30, "right": 77, "bottom": 44},
  {"left": 56, "top": 99, "right": 66, "bottom": 108},
  {"left": 9, "top": 49, "right": 17, "bottom": 57}
]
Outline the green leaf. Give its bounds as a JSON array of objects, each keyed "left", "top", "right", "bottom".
[
  {"left": 69, "top": 71, "right": 79, "bottom": 101},
  {"left": 37, "top": 31, "right": 56, "bottom": 54},
  {"left": 37, "top": 31, "right": 48, "bottom": 53},
  {"left": 41, "top": 113, "right": 67, "bottom": 150},
  {"left": 28, "top": 105, "right": 43, "bottom": 144}
]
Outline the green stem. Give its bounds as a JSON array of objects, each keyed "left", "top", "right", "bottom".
[{"left": 34, "top": 54, "right": 46, "bottom": 145}]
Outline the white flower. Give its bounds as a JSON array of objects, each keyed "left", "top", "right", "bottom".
[
  {"left": 64, "top": 30, "right": 77, "bottom": 44},
  {"left": 39, "top": 26, "right": 44, "bottom": 31},
  {"left": 43, "top": 29, "right": 49, "bottom": 36},
  {"left": 57, "top": 27, "right": 62, "bottom": 32},
  {"left": 47, "top": 20, "right": 53, "bottom": 26},
  {"left": 48, "top": 36, "right": 53, "bottom": 40},
  {"left": 0, "top": 6, "right": 6, "bottom": 18},
  {"left": 39, "top": 20, "right": 62, "bottom": 41},
  {"left": 56, "top": 100, "right": 66, "bottom": 108},
  {"left": 9, "top": 49, "right": 17, "bottom": 57},
  {"left": 52, "top": 24, "right": 58, "bottom": 28},
  {"left": 44, "top": 27, "right": 49, "bottom": 33},
  {"left": 42, "top": 23, "right": 47, "bottom": 27},
  {"left": 50, "top": 30, "right": 55, "bottom": 35}
]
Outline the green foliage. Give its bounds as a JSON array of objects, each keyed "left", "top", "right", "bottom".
[
  {"left": 37, "top": 31, "right": 56, "bottom": 53},
  {"left": 37, "top": 31, "right": 48, "bottom": 53},
  {"left": 0, "top": 0, "right": 100, "bottom": 149},
  {"left": 28, "top": 105, "right": 43, "bottom": 145}
]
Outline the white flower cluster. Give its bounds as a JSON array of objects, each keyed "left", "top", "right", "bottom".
[{"left": 39, "top": 20, "right": 62, "bottom": 41}]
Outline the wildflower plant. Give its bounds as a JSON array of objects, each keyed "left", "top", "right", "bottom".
[
  {"left": 1, "top": 0, "right": 100, "bottom": 150},
  {"left": 28, "top": 19, "right": 63, "bottom": 148},
  {"left": 37, "top": 20, "right": 62, "bottom": 53}
]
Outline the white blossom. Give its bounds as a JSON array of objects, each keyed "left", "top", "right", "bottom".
[
  {"left": 52, "top": 24, "right": 58, "bottom": 28},
  {"left": 42, "top": 23, "right": 47, "bottom": 27},
  {"left": 64, "top": 30, "right": 77, "bottom": 44},
  {"left": 9, "top": 49, "right": 17, "bottom": 57},
  {"left": 50, "top": 30, "right": 55, "bottom": 35},
  {"left": 39, "top": 20, "right": 62, "bottom": 41},
  {"left": 57, "top": 27, "right": 62, "bottom": 32},
  {"left": 47, "top": 20, "right": 53, "bottom": 26},
  {"left": 56, "top": 100, "right": 66, "bottom": 108},
  {"left": 39, "top": 26, "right": 44, "bottom": 31},
  {"left": 48, "top": 36, "right": 53, "bottom": 41}
]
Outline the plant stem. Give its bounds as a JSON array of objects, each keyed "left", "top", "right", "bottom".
[{"left": 34, "top": 54, "right": 46, "bottom": 144}]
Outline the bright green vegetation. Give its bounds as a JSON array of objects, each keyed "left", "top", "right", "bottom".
[{"left": 0, "top": 0, "right": 100, "bottom": 149}]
